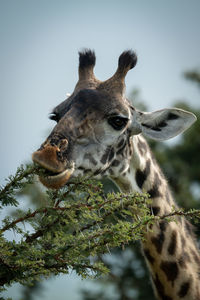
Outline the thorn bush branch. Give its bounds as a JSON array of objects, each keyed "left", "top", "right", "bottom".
[{"left": 0, "top": 163, "right": 200, "bottom": 298}]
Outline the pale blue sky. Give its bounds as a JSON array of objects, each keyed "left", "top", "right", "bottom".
[{"left": 1, "top": 0, "right": 200, "bottom": 299}]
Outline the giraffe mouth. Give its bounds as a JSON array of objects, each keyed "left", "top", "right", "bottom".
[{"left": 38, "top": 164, "right": 75, "bottom": 189}]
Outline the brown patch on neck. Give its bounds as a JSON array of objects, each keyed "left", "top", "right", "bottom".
[{"left": 160, "top": 260, "right": 179, "bottom": 285}]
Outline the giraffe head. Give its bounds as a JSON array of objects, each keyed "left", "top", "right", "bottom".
[{"left": 32, "top": 50, "right": 196, "bottom": 189}]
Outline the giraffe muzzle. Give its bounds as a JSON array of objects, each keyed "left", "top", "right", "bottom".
[{"left": 32, "top": 144, "right": 74, "bottom": 189}]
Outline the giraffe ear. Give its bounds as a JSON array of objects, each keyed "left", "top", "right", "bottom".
[{"left": 133, "top": 108, "right": 197, "bottom": 141}]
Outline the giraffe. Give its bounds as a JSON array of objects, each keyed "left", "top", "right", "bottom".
[{"left": 32, "top": 49, "right": 200, "bottom": 300}]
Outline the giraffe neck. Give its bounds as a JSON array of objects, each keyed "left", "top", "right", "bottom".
[{"left": 111, "top": 135, "right": 200, "bottom": 300}]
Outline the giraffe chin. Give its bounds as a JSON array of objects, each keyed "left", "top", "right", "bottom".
[{"left": 39, "top": 167, "right": 74, "bottom": 189}]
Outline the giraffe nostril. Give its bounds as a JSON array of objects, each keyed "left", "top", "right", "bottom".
[
  {"left": 58, "top": 139, "right": 68, "bottom": 151},
  {"left": 56, "top": 150, "right": 63, "bottom": 160}
]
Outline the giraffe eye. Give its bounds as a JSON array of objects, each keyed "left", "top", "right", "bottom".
[{"left": 108, "top": 116, "right": 129, "bottom": 130}]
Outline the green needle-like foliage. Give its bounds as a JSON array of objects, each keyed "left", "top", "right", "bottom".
[
  {"left": 0, "top": 164, "right": 200, "bottom": 300},
  {"left": 0, "top": 165, "right": 151, "bottom": 294}
]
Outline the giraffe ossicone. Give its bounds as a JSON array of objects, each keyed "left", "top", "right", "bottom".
[{"left": 32, "top": 50, "right": 200, "bottom": 300}]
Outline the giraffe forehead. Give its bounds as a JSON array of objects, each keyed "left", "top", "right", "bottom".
[{"left": 52, "top": 89, "right": 131, "bottom": 120}]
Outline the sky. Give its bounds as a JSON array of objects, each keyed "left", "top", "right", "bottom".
[{"left": 1, "top": 0, "right": 200, "bottom": 299}]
